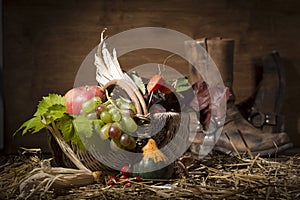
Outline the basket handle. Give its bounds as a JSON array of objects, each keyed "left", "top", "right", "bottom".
[{"left": 104, "top": 79, "right": 148, "bottom": 115}]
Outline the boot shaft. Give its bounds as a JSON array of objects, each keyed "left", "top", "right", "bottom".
[
  {"left": 186, "top": 37, "right": 235, "bottom": 101},
  {"left": 203, "top": 38, "right": 234, "bottom": 90}
]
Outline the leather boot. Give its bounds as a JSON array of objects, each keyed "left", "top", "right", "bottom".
[
  {"left": 188, "top": 38, "right": 293, "bottom": 157},
  {"left": 240, "top": 51, "right": 286, "bottom": 133}
]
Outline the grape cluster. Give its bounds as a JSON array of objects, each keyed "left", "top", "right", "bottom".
[{"left": 80, "top": 96, "right": 138, "bottom": 151}]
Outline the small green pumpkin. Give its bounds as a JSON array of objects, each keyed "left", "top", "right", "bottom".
[{"left": 133, "top": 139, "right": 173, "bottom": 179}]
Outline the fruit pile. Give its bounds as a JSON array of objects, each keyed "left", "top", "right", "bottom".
[{"left": 64, "top": 85, "right": 139, "bottom": 152}]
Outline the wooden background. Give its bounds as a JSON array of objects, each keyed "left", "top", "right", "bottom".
[{"left": 2, "top": 0, "right": 300, "bottom": 153}]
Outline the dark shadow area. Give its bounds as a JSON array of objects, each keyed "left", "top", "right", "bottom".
[{"left": 281, "top": 59, "right": 300, "bottom": 146}]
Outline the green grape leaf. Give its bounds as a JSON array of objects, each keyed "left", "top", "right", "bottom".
[
  {"left": 173, "top": 77, "right": 191, "bottom": 93},
  {"left": 14, "top": 92, "right": 91, "bottom": 152},
  {"left": 58, "top": 114, "right": 75, "bottom": 142},
  {"left": 57, "top": 114, "right": 87, "bottom": 151},
  {"left": 73, "top": 116, "right": 93, "bottom": 138},
  {"left": 14, "top": 117, "right": 44, "bottom": 136},
  {"left": 72, "top": 131, "right": 85, "bottom": 151},
  {"left": 14, "top": 93, "right": 66, "bottom": 136},
  {"left": 43, "top": 104, "right": 67, "bottom": 124},
  {"left": 34, "top": 94, "right": 66, "bottom": 117},
  {"left": 130, "top": 71, "right": 146, "bottom": 95}
]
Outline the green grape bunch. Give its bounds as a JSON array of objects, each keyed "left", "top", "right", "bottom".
[{"left": 79, "top": 95, "right": 138, "bottom": 151}]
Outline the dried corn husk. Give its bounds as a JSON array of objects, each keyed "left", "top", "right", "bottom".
[
  {"left": 17, "top": 117, "right": 102, "bottom": 199},
  {"left": 18, "top": 159, "right": 101, "bottom": 200}
]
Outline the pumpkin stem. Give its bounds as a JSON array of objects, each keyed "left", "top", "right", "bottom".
[{"left": 142, "top": 139, "right": 168, "bottom": 163}]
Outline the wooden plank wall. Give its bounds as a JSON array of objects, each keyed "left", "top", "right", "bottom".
[{"left": 2, "top": 0, "right": 300, "bottom": 153}]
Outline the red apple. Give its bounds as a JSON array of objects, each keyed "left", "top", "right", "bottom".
[{"left": 64, "top": 85, "right": 106, "bottom": 115}]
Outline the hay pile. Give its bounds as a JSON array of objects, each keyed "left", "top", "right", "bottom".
[{"left": 1, "top": 149, "right": 299, "bottom": 199}]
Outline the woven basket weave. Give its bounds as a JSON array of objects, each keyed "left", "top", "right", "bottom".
[{"left": 49, "top": 112, "right": 181, "bottom": 172}]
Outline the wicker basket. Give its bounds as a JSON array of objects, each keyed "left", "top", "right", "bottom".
[
  {"left": 49, "top": 112, "right": 181, "bottom": 172},
  {"left": 48, "top": 77, "right": 187, "bottom": 172}
]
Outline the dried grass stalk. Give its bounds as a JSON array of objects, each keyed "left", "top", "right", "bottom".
[{"left": 1, "top": 151, "right": 300, "bottom": 199}]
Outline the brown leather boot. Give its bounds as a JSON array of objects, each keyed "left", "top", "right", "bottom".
[
  {"left": 246, "top": 51, "right": 286, "bottom": 133},
  {"left": 188, "top": 38, "right": 293, "bottom": 157}
]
